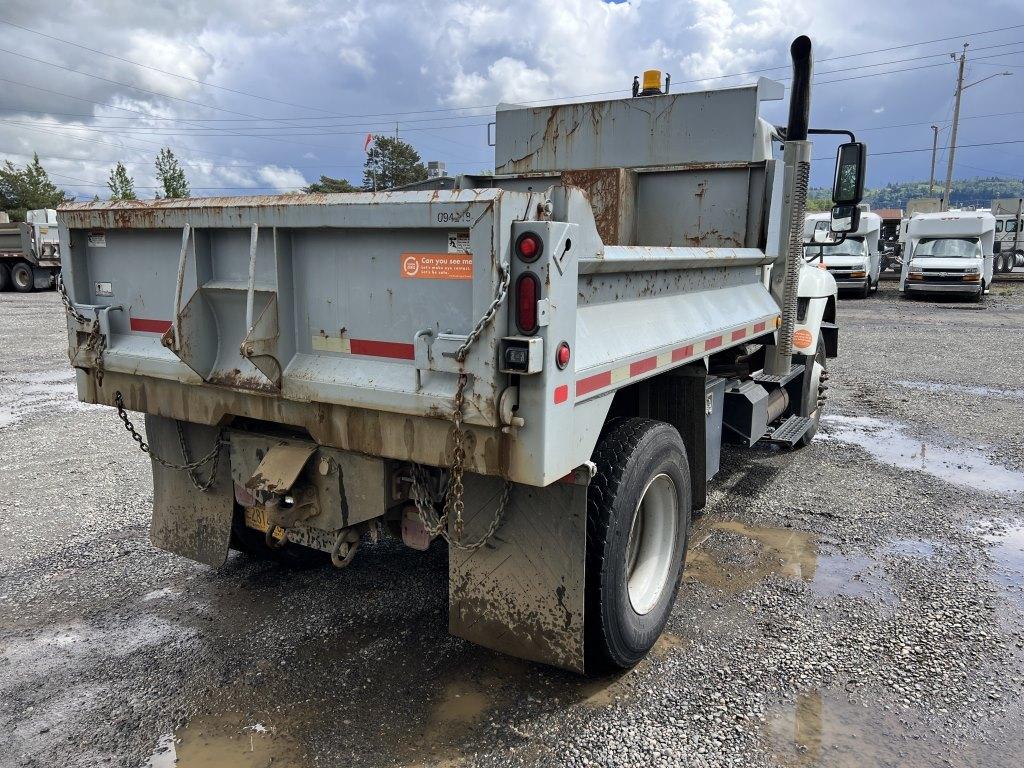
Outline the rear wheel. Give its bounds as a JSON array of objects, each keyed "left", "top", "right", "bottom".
[
  {"left": 10, "top": 262, "right": 33, "bottom": 293},
  {"left": 586, "top": 418, "right": 691, "bottom": 671}
]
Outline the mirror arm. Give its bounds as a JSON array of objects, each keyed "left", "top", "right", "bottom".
[{"left": 809, "top": 127, "right": 857, "bottom": 143}]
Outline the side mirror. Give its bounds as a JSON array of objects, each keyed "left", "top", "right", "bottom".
[
  {"left": 832, "top": 141, "right": 867, "bottom": 206},
  {"left": 830, "top": 203, "right": 860, "bottom": 234}
]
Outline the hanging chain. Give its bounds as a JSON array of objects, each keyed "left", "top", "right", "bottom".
[
  {"left": 409, "top": 262, "right": 513, "bottom": 551},
  {"left": 114, "top": 392, "right": 227, "bottom": 492},
  {"left": 58, "top": 274, "right": 107, "bottom": 385}
]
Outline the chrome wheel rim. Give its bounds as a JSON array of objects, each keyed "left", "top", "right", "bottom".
[{"left": 626, "top": 473, "right": 678, "bottom": 615}]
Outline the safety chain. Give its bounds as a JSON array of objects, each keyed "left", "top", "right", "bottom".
[
  {"left": 114, "top": 391, "right": 227, "bottom": 492},
  {"left": 409, "top": 262, "right": 513, "bottom": 551},
  {"left": 57, "top": 275, "right": 108, "bottom": 386}
]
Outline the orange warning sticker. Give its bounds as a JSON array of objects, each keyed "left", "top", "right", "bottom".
[
  {"left": 400, "top": 252, "right": 473, "bottom": 280},
  {"left": 793, "top": 329, "right": 813, "bottom": 349}
]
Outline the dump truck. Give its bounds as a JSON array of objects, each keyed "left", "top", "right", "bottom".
[
  {"left": 57, "top": 37, "right": 858, "bottom": 673},
  {"left": 0, "top": 208, "right": 61, "bottom": 291},
  {"left": 900, "top": 210, "right": 995, "bottom": 300},
  {"left": 804, "top": 210, "right": 881, "bottom": 297}
]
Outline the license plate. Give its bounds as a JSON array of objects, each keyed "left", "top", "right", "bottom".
[{"left": 243, "top": 506, "right": 337, "bottom": 553}]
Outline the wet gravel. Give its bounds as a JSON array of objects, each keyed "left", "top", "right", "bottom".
[{"left": 1, "top": 282, "right": 1022, "bottom": 768}]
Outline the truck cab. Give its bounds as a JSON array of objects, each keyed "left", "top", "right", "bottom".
[
  {"left": 900, "top": 211, "right": 995, "bottom": 300},
  {"left": 804, "top": 210, "right": 881, "bottom": 298}
]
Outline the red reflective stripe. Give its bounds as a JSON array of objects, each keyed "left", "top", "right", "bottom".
[
  {"left": 731, "top": 328, "right": 746, "bottom": 341},
  {"left": 576, "top": 371, "right": 611, "bottom": 397},
  {"left": 672, "top": 344, "right": 694, "bottom": 362},
  {"left": 704, "top": 335, "right": 723, "bottom": 350},
  {"left": 754, "top": 321, "right": 767, "bottom": 333},
  {"left": 130, "top": 318, "right": 171, "bottom": 333},
  {"left": 349, "top": 339, "right": 415, "bottom": 360},
  {"left": 553, "top": 384, "right": 569, "bottom": 404},
  {"left": 629, "top": 357, "right": 657, "bottom": 376}
]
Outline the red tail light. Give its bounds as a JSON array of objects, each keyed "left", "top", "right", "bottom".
[
  {"left": 515, "top": 232, "right": 543, "bottom": 262},
  {"left": 516, "top": 273, "right": 540, "bottom": 334}
]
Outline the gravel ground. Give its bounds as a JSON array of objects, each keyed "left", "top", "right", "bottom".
[{"left": 0, "top": 282, "right": 1022, "bottom": 768}]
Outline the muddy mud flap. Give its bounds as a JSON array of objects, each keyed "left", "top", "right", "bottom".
[
  {"left": 147, "top": 415, "right": 234, "bottom": 568},
  {"left": 449, "top": 465, "right": 591, "bottom": 673}
]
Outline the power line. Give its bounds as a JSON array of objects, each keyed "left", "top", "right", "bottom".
[{"left": 2, "top": 23, "right": 1023, "bottom": 126}]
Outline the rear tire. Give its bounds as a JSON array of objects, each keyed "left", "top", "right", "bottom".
[
  {"left": 10, "top": 262, "right": 33, "bottom": 293},
  {"left": 586, "top": 418, "right": 691, "bottom": 671}
]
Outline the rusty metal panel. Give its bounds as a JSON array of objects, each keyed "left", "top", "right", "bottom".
[
  {"left": 494, "top": 81, "right": 782, "bottom": 175},
  {"left": 148, "top": 415, "right": 234, "bottom": 568},
  {"left": 245, "top": 443, "right": 317, "bottom": 495},
  {"left": 562, "top": 168, "right": 637, "bottom": 245},
  {"left": 449, "top": 468, "right": 590, "bottom": 673}
]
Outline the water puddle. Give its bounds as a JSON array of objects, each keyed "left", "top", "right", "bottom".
[
  {"left": 896, "top": 379, "right": 1024, "bottom": 402},
  {"left": 821, "top": 415, "right": 1024, "bottom": 495},
  {"left": 763, "top": 688, "right": 1022, "bottom": 767},
  {"left": 146, "top": 715, "right": 295, "bottom": 768},
  {"left": 764, "top": 690, "right": 913, "bottom": 766},
  {"left": 881, "top": 538, "right": 937, "bottom": 559},
  {"left": 686, "top": 521, "right": 893, "bottom": 603},
  {"left": 975, "top": 521, "right": 1024, "bottom": 610}
]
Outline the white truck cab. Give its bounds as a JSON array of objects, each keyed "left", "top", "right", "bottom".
[
  {"left": 804, "top": 210, "right": 881, "bottom": 298},
  {"left": 900, "top": 210, "right": 995, "bottom": 300}
]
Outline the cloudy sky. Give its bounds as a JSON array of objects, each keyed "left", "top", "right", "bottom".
[{"left": 1, "top": 0, "right": 1021, "bottom": 200}]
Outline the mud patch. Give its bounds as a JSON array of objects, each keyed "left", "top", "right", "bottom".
[
  {"left": 821, "top": 415, "right": 1024, "bottom": 495},
  {"left": 147, "top": 715, "right": 295, "bottom": 768}
]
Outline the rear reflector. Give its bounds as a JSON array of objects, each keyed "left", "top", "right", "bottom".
[{"left": 516, "top": 272, "right": 540, "bottom": 334}]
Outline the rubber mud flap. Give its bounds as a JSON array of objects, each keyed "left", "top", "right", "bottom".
[
  {"left": 148, "top": 415, "right": 234, "bottom": 568},
  {"left": 449, "top": 469, "right": 590, "bottom": 673}
]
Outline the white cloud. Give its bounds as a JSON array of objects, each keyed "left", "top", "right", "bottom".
[
  {"left": 257, "top": 165, "right": 307, "bottom": 191},
  {"left": 0, "top": 0, "right": 1018, "bottom": 200}
]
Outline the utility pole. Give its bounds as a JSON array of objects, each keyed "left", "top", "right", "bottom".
[
  {"left": 941, "top": 45, "right": 1013, "bottom": 211},
  {"left": 928, "top": 125, "right": 940, "bottom": 195},
  {"left": 942, "top": 45, "right": 967, "bottom": 211}
]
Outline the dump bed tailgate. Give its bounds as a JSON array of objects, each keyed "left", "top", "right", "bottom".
[{"left": 58, "top": 190, "right": 539, "bottom": 427}]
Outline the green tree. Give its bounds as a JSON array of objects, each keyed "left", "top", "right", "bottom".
[
  {"left": 362, "top": 136, "right": 427, "bottom": 190},
  {"left": 303, "top": 175, "right": 359, "bottom": 193},
  {"left": 0, "top": 153, "right": 71, "bottom": 220},
  {"left": 107, "top": 161, "right": 137, "bottom": 201},
  {"left": 154, "top": 147, "right": 190, "bottom": 198}
]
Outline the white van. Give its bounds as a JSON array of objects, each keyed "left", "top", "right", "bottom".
[
  {"left": 804, "top": 210, "right": 881, "bottom": 298},
  {"left": 900, "top": 211, "right": 995, "bottom": 300}
]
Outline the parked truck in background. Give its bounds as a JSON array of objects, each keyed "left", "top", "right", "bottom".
[
  {"left": 900, "top": 210, "right": 995, "bottom": 301},
  {"left": 0, "top": 208, "right": 61, "bottom": 291},
  {"left": 875, "top": 208, "right": 903, "bottom": 272},
  {"left": 804, "top": 210, "right": 881, "bottom": 297},
  {"left": 56, "top": 37, "right": 858, "bottom": 673},
  {"left": 991, "top": 197, "right": 1022, "bottom": 273}
]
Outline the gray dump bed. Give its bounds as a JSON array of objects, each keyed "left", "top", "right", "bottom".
[{"left": 59, "top": 80, "right": 785, "bottom": 488}]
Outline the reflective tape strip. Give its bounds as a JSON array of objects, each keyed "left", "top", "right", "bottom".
[
  {"left": 130, "top": 318, "right": 172, "bottom": 334},
  {"left": 312, "top": 335, "right": 414, "bottom": 360},
  {"left": 568, "top": 315, "right": 779, "bottom": 403}
]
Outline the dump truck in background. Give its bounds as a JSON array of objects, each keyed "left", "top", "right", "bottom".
[
  {"left": 57, "top": 37, "right": 860, "bottom": 673},
  {"left": 804, "top": 210, "right": 881, "bottom": 297},
  {"left": 900, "top": 210, "right": 995, "bottom": 300},
  {"left": 0, "top": 208, "right": 62, "bottom": 292}
]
